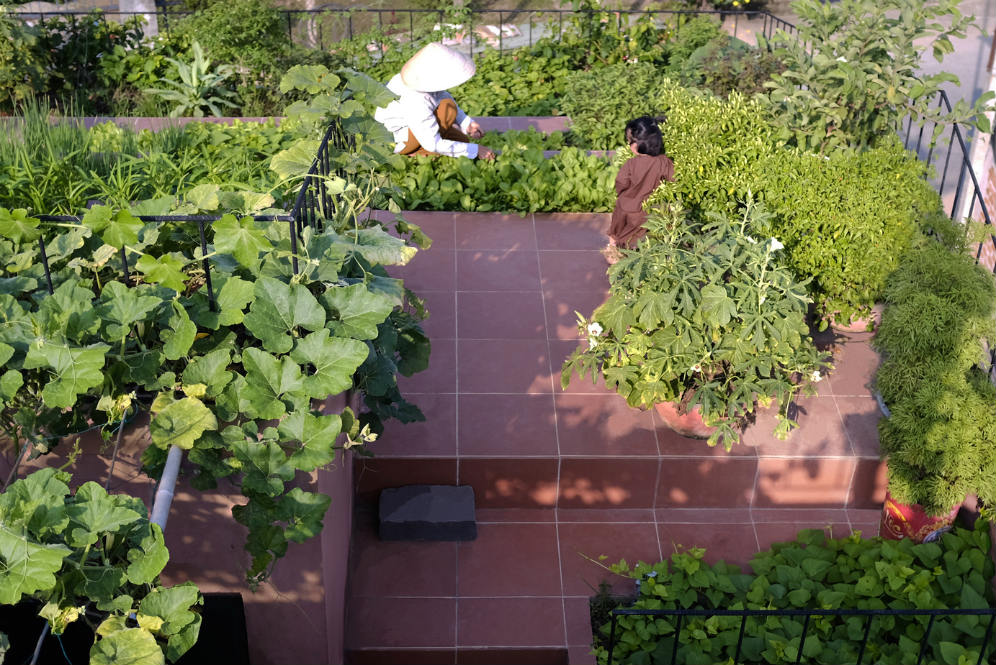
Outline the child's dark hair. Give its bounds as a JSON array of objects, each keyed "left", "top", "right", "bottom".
[{"left": 624, "top": 116, "right": 664, "bottom": 156}]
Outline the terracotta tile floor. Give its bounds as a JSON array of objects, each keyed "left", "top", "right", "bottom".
[{"left": 346, "top": 211, "right": 888, "bottom": 665}]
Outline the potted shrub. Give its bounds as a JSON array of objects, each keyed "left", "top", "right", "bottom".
[
  {"left": 873, "top": 226, "right": 996, "bottom": 541},
  {"left": 561, "top": 201, "right": 827, "bottom": 449}
]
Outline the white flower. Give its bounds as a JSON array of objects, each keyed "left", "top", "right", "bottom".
[
  {"left": 588, "top": 337, "right": 598, "bottom": 350},
  {"left": 759, "top": 295, "right": 766, "bottom": 304},
  {"left": 836, "top": 56, "right": 847, "bottom": 63},
  {"left": 811, "top": 370, "right": 823, "bottom": 383},
  {"left": 745, "top": 236, "right": 758, "bottom": 244},
  {"left": 769, "top": 238, "right": 784, "bottom": 251},
  {"left": 587, "top": 322, "right": 603, "bottom": 337},
  {"left": 690, "top": 363, "right": 702, "bottom": 373}
]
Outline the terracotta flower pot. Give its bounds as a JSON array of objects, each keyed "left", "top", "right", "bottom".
[
  {"left": 829, "top": 303, "right": 885, "bottom": 333},
  {"left": 653, "top": 401, "right": 717, "bottom": 439},
  {"left": 880, "top": 492, "right": 961, "bottom": 543}
]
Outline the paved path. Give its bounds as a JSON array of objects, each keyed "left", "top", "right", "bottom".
[{"left": 346, "top": 210, "right": 886, "bottom": 665}]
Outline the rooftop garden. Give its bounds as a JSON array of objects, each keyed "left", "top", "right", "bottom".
[{"left": 0, "top": 0, "right": 995, "bottom": 662}]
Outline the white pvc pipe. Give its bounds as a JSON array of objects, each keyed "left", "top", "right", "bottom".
[{"left": 150, "top": 445, "right": 183, "bottom": 530}]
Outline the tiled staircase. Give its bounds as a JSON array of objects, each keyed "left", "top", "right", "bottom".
[{"left": 343, "top": 209, "right": 887, "bottom": 665}]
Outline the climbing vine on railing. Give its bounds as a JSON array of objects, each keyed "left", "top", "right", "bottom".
[
  {"left": 1, "top": 69, "right": 431, "bottom": 592},
  {"left": 0, "top": 468, "right": 202, "bottom": 664},
  {"left": 0, "top": 198, "right": 427, "bottom": 582}
]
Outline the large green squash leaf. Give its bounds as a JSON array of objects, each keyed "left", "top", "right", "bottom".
[
  {"left": 278, "top": 410, "right": 341, "bottom": 470},
  {"left": 22, "top": 342, "right": 110, "bottom": 408},
  {"left": 212, "top": 215, "right": 270, "bottom": 271},
  {"left": 82, "top": 206, "right": 144, "bottom": 249},
  {"left": 149, "top": 395, "right": 218, "bottom": 451},
  {"left": 92, "top": 620, "right": 165, "bottom": 665},
  {"left": 290, "top": 329, "right": 368, "bottom": 399},
  {"left": 320, "top": 283, "right": 395, "bottom": 340},
  {"left": 0, "top": 208, "right": 41, "bottom": 243},
  {"left": 241, "top": 348, "right": 305, "bottom": 420},
  {"left": 0, "top": 525, "right": 70, "bottom": 604},
  {"left": 65, "top": 483, "right": 142, "bottom": 548},
  {"left": 243, "top": 277, "right": 325, "bottom": 353}
]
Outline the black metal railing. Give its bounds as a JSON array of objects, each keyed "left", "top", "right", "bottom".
[
  {"left": 9, "top": 7, "right": 796, "bottom": 56},
  {"left": 288, "top": 121, "right": 351, "bottom": 234},
  {"left": 606, "top": 607, "right": 996, "bottom": 665},
  {"left": 898, "top": 90, "right": 996, "bottom": 368},
  {"left": 901, "top": 90, "right": 995, "bottom": 248},
  {"left": 32, "top": 120, "right": 345, "bottom": 308}
]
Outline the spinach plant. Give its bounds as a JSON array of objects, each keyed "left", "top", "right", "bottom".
[{"left": 598, "top": 524, "right": 995, "bottom": 665}]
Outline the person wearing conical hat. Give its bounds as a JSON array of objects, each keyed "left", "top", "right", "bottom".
[{"left": 374, "top": 42, "right": 495, "bottom": 160}]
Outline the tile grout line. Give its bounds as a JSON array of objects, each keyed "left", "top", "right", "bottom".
[
  {"left": 533, "top": 211, "right": 571, "bottom": 650},
  {"left": 454, "top": 540, "right": 459, "bottom": 655},
  {"left": 452, "top": 212, "right": 459, "bottom": 659},
  {"left": 832, "top": 391, "right": 861, "bottom": 513},
  {"left": 649, "top": 409, "right": 665, "bottom": 563},
  {"left": 750, "top": 464, "right": 761, "bottom": 553},
  {"left": 453, "top": 213, "right": 461, "bottom": 486}
]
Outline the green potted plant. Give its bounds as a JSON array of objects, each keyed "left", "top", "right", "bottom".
[
  {"left": 873, "top": 225, "right": 996, "bottom": 541},
  {"left": 561, "top": 200, "right": 827, "bottom": 449}
]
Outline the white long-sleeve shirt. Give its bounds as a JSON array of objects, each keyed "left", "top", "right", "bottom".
[{"left": 374, "top": 74, "right": 479, "bottom": 159}]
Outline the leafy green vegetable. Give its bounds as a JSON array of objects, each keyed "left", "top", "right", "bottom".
[{"left": 597, "top": 523, "right": 995, "bottom": 665}]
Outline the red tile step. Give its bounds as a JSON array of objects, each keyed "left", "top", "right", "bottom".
[{"left": 346, "top": 506, "right": 883, "bottom": 665}]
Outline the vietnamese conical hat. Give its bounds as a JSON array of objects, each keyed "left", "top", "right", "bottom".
[{"left": 400, "top": 42, "right": 476, "bottom": 93}]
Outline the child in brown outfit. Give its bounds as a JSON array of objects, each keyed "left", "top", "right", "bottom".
[{"left": 605, "top": 116, "right": 674, "bottom": 263}]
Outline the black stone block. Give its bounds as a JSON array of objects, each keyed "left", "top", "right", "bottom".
[{"left": 379, "top": 485, "right": 477, "bottom": 541}]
